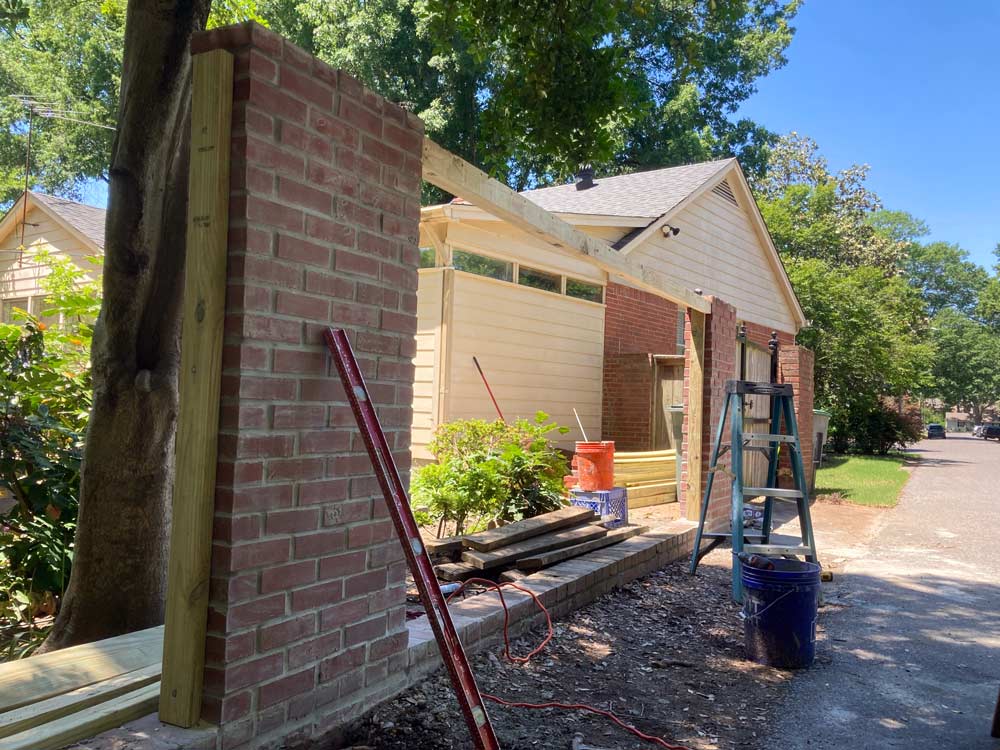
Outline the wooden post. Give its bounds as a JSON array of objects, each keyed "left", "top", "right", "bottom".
[
  {"left": 437, "top": 267, "right": 455, "bottom": 426},
  {"left": 685, "top": 308, "right": 706, "bottom": 521},
  {"left": 159, "top": 48, "right": 234, "bottom": 728}
]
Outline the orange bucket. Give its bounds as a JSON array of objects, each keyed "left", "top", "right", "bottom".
[{"left": 574, "top": 441, "right": 615, "bottom": 491}]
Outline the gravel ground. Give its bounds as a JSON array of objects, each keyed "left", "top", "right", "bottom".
[{"left": 342, "top": 549, "right": 800, "bottom": 750}]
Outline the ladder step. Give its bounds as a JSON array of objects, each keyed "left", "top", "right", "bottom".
[
  {"left": 703, "top": 532, "right": 765, "bottom": 540},
  {"left": 743, "top": 487, "right": 803, "bottom": 500},
  {"left": 743, "top": 433, "right": 796, "bottom": 443},
  {"left": 743, "top": 544, "right": 813, "bottom": 557}
]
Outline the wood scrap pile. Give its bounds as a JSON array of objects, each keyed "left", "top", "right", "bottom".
[{"left": 425, "top": 506, "right": 648, "bottom": 582}]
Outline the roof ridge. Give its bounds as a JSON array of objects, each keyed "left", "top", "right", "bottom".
[{"left": 30, "top": 190, "right": 105, "bottom": 211}]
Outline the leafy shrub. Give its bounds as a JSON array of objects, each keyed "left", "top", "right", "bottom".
[
  {"left": 0, "top": 254, "right": 99, "bottom": 652},
  {"left": 413, "top": 413, "right": 570, "bottom": 534},
  {"left": 831, "top": 401, "right": 923, "bottom": 455}
]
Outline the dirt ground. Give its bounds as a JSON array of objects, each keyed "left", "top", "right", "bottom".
[{"left": 342, "top": 547, "right": 802, "bottom": 750}]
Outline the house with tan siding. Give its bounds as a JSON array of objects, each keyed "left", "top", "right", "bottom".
[
  {"left": 0, "top": 191, "right": 105, "bottom": 324},
  {"left": 415, "top": 159, "right": 812, "bottom": 505}
]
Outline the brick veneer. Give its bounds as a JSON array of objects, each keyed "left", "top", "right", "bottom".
[
  {"left": 779, "top": 345, "right": 815, "bottom": 488},
  {"left": 191, "top": 23, "right": 422, "bottom": 749},
  {"left": 602, "top": 282, "right": 680, "bottom": 448}
]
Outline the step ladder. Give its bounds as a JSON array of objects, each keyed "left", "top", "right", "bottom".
[{"left": 689, "top": 380, "right": 819, "bottom": 602}]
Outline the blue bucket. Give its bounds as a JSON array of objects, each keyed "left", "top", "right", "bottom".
[{"left": 741, "top": 557, "right": 821, "bottom": 669}]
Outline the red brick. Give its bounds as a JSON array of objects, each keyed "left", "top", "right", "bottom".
[
  {"left": 227, "top": 593, "right": 286, "bottom": 628},
  {"left": 266, "top": 508, "right": 321, "bottom": 535},
  {"left": 338, "top": 97, "right": 382, "bottom": 137},
  {"left": 344, "top": 614, "right": 386, "bottom": 647},
  {"left": 280, "top": 64, "right": 333, "bottom": 108},
  {"left": 291, "top": 579, "right": 344, "bottom": 611},
  {"left": 294, "top": 529, "right": 347, "bottom": 558},
  {"left": 225, "top": 653, "right": 284, "bottom": 691},
  {"left": 272, "top": 404, "right": 326, "bottom": 429},
  {"left": 268, "top": 457, "right": 325, "bottom": 481},
  {"left": 309, "top": 110, "right": 359, "bottom": 149},
  {"left": 279, "top": 177, "right": 332, "bottom": 215},
  {"left": 229, "top": 484, "right": 293, "bottom": 513},
  {"left": 287, "top": 630, "right": 343, "bottom": 669},
  {"left": 318, "top": 550, "right": 367, "bottom": 580},
  {"left": 304, "top": 270, "right": 355, "bottom": 298},
  {"left": 230, "top": 538, "right": 290, "bottom": 571},
  {"left": 259, "top": 613, "right": 317, "bottom": 651},
  {"left": 307, "top": 215, "right": 356, "bottom": 248},
  {"left": 298, "top": 478, "right": 350, "bottom": 505},
  {"left": 300, "top": 429, "right": 351, "bottom": 455},
  {"left": 275, "top": 290, "right": 329, "bottom": 319},
  {"left": 277, "top": 234, "right": 331, "bottom": 267},
  {"left": 344, "top": 568, "right": 387, "bottom": 598},
  {"left": 318, "top": 645, "right": 366, "bottom": 683}
]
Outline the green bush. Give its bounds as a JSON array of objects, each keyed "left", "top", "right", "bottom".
[
  {"left": 0, "top": 254, "right": 99, "bottom": 653},
  {"left": 413, "top": 412, "right": 570, "bottom": 535},
  {"left": 832, "top": 402, "right": 923, "bottom": 455}
]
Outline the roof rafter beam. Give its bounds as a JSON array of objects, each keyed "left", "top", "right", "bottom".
[{"left": 420, "top": 137, "right": 711, "bottom": 313}]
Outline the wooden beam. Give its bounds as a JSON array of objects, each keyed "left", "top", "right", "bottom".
[
  {"left": 159, "top": 48, "right": 234, "bottom": 728},
  {"left": 462, "top": 524, "right": 607, "bottom": 570},
  {"left": 0, "top": 664, "right": 160, "bottom": 739},
  {"left": 462, "top": 506, "right": 595, "bottom": 552},
  {"left": 2, "top": 682, "right": 160, "bottom": 750},
  {"left": 0, "top": 626, "right": 163, "bottom": 713},
  {"left": 516, "top": 525, "right": 649, "bottom": 571},
  {"left": 685, "top": 309, "right": 706, "bottom": 521},
  {"left": 421, "top": 138, "right": 711, "bottom": 314}
]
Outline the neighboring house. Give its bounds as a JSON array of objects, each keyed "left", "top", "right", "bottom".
[
  {"left": 945, "top": 411, "right": 973, "bottom": 432},
  {"left": 414, "top": 159, "right": 811, "bottom": 497},
  {"left": 0, "top": 191, "right": 105, "bottom": 324}
]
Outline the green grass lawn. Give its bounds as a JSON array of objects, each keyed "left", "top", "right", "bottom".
[{"left": 813, "top": 453, "right": 916, "bottom": 507}]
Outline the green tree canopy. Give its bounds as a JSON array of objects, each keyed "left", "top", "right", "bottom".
[
  {"left": 929, "top": 307, "right": 1000, "bottom": 423},
  {"left": 902, "top": 241, "right": 989, "bottom": 317},
  {"left": 754, "top": 133, "right": 905, "bottom": 271}
]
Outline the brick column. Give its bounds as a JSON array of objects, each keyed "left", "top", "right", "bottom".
[
  {"left": 602, "top": 353, "right": 655, "bottom": 450},
  {"left": 780, "top": 345, "right": 815, "bottom": 489},
  {"left": 681, "top": 297, "right": 736, "bottom": 530},
  {"left": 191, "top": 23, "right": 422, "bottom": 750}
]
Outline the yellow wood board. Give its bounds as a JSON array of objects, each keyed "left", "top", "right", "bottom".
[
  {"left": 0, "top": 664, "right": 160, "bottom": 739},
  {"left": 0, "top": 626, "right": 163, "bottom": 713},
  {"left": 0, "top": 682, "right": 159, "bottom": 750},
  {"left": 685, "top": 310, "right": 706, "bottom": 520},
  {"left": 159, "top": 48, "right": 234, "bottom": 728}
]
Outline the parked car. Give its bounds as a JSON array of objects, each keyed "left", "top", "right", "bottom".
[
  {"left": 973, "top": 424, "right": 985, "bottom": 437},
  {"left": 983, "top": 425, "right": 1000, "bottom": 441},
  {"left": 926, "top": 423, "right": 946, "bottom": 439}
]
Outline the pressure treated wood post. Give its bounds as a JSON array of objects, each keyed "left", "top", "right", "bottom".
[
  {"left": 685, "top": 308, "right": 706, "bottom": 521},
  {"left": 159, "top": 48, "right": 234, "bottom": 728}
]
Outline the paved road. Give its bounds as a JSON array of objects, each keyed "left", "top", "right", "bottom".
[{"left": 771, "top": 436, "right": 1000, "bottom": 749}]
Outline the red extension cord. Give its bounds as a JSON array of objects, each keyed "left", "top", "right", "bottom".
[{"left": 447, "top": 578, "right": 694, "bottom": 750}]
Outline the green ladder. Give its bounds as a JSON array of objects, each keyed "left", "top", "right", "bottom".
[{"left": 688, "top": 380, "right": 819, "bottom": 602}]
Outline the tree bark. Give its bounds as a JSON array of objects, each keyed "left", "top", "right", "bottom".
[{"left": 41, "top": 0, "right": 211, "bottom": 651}]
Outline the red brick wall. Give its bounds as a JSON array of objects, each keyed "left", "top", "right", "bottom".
[
  {"left": 192, "top": 23, "right": 422, "bottom": 749},
  {"left": 601, "top": 283, "right": 679, "bottom": 447},
  {"left": 779, "top": 346, "right": 815, "bottom": 489},
  {"left": 679, "top": 298, "right": 737, "bottom": 530}
]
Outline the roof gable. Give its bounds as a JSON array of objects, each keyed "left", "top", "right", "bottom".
[
  {"left": 0, "top": 192, "right": 105, "bottom": 252},
  {"left": 515, "top": 159, "right": 736, "bottom": 218}
]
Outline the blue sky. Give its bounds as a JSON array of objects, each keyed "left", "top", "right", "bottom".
[{"left": 737, "top": 0, "right": 1000, "bottom": 268}]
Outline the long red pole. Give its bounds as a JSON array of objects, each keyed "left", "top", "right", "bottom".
[
  {"left": 473, "top": 356, "right": 505, "bottom": 422},
  {"left": 324, "top": 328, "right": 501, "bottom": 750}
]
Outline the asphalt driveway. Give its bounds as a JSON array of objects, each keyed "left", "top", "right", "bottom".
[{"left": 770, "top": 435, "right": 1000, "bottom": 749}]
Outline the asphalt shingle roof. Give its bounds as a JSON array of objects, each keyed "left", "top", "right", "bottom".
[
  {"left": 31, "top": 191, "right": 106, "bottom": 250},
  {"left": 514, "top": 158, "right": 736, "bottom": 219}
]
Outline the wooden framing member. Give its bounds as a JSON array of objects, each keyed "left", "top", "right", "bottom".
[
  {"left": 421, "top": 138, "right": 711, "bottom": 314},
  {"left": 685, "top": 309, "right": 706, "bottom": 520},
  {"left": 159, "top": 48, "right": 234, "bottom": 728}
]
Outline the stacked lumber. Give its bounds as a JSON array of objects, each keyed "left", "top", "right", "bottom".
[
  {"left": 614, "top": 449, "right": 678, "bottom": 508},
  {"left": 0, "top": 626, "right": 164, "bottom": 750},
  {"left": 429, "top": 506, "right": 648, "bottom": 582}
]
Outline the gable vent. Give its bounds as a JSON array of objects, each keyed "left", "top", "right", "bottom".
[{"left": 712, "top": 179, "right": 738, "bottom": 206}]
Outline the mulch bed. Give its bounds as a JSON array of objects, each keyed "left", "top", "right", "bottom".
[{"left": 342, "top": 549, "right": 797, "bottom": 750}]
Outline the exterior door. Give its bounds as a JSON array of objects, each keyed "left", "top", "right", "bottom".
[
  {"left": 742, "top": 343, "right": 772, "bottom": 487},
  {"left": 652, "top": 356, "right": 685, "bottom": 501}
]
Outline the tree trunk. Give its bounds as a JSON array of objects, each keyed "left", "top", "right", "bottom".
[{"left": 41, "top": 0, "right": 211, "bottom": 651}]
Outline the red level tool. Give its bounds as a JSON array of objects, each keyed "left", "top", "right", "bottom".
[{"left": 324, "top": 328, "right": 501, "bottom": 750}]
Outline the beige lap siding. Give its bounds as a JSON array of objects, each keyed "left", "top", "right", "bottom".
[{"left": 444, "top": 271, "right": 604, "bottom": 449}]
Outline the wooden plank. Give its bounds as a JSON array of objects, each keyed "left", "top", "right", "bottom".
[
  {"left": 0, "top": 664, "right": 160, "bottom": 739},
  {"left": 629, "top": 493, "right": 676, "bottom": 509},
  {"left": 433, "top": 562, "right": 480, "bottom": 582},
  {"left": 425, "top": 535, "right": 465, "bottom": 558},
  {"left": 462, "top": 524, "right": 607, "bottom": 570},
  {"left": 517, "top": 526, "right": 650, "bottom": 571},
  {"left": 159, "top": 48, "right": 234, "bottom": 729},
  {"left": 614, "top": 450, "right": 677, "bottom": 461},
  {"left": 0, "top": 682, "right": 160, "bottom": 750},
  {"left": 462, "top": 506, "right": 595, "bottom": 552},
  {"left": 685, "top": 309, "right": 706, "bottom": 521},
  {"left": 421, "top": 137, "right": 711, "bottom": 314},
  {"left": 0, "top": 626, "right": 163, "bottom": 713}
]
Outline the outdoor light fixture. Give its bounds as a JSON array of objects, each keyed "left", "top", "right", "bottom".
[{"left": 662, "top": 224, "right": 681, "bottom": 237}]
